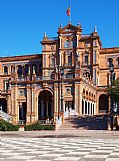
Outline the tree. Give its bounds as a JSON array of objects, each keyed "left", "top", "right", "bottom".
[{"left": 108, "top": 78, "right": 119, "bottom": 103}]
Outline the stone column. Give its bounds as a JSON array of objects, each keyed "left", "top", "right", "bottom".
[
  {"left": 26, "top": 85, "right": 31, "bottom": 124},
  {"left": 14, "top": 85, "right": 18, "bottom": 124},
  {"left": 76, "top": 35, "right": 79, "bottom": 48},
  {"left": 90, "top": 103, "right": 92, "bottom": 115},
  {"left": 84, "top": 100, "right": 86, "bottom": 115},
  {"left": 7, "top": 95, "right": 11, "bottom": 114},
  {"left": 31, "top": 87, "right": 35, "bottom": 123}
]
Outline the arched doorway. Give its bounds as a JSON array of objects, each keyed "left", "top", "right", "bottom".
[
  {"left": 0, "top": 98, "right": 7, "bottom": 113},
  {"left": 38, "top": 90, "right": 53, "bottom": 121},
  {"left": 99, "top": 94, "right": 108, "bottom": 113}
]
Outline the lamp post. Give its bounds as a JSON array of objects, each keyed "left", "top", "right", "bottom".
[
  {"left": 60, "top": 67, "right": 64, "bottom": 112},
  {"left": 109, "top": 63, "right": 114, "bottom": 130}
]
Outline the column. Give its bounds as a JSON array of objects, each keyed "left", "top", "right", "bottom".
[
  {"left": 7, "top": 95, "right": 11, "bottom": 114},
  {"left": 90, "top": 103, "right": 92, "bottom": 115},
  {"left": 14, "top": 85, "right": 18, "bottom": 124},
  {"left": 26, "top": 85, "right": 31, "bottom": 123},
  {"left": 76, "top": 35, "right": 79, "bottom": 48},
  {"left": 59, "top": 36, "right": 62, "bottom": 49},
  {"left": 84, "top": 100, "right": 86, "bottom": 115}
]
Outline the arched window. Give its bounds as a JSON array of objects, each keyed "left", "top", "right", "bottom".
[
  {"left": 116, "top": 57, "right": 119, "bottom": 66},
  {"left": 64, "top": 40, "right": 73, "bottom": 48},
  {"left": 4, "top": 66, "right": 8, "bottom": 75},
  {"left": 25, "top": 64, "right": 29, "bottom": 75},
  {"left": 107, "top": 58, "right": 113, "bottom": 66},
  {"left": 51, "top": 55, "right": 55, "bottom": 66},
  {"left": 17, "top": 65, "right": 23, "bottom": 77}
]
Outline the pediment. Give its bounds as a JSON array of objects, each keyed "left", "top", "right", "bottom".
[{"left": 58, "top": 23, "right": 82, "bottom": 34}]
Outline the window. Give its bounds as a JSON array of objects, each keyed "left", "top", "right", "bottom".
[
  {"left": 93, "top": 51, "right": 96, "bottom": 64},
  {"left": 17, "top": 65, "right": 23, "bottom": 78},
  {"left": 68, "top": 54, "right": 72, "bottom": 65},
  {"left": 85, "top": 55, "right": 88, "bottom": 65},
  {"left": 52, "top": 56, "right": 55, "bottom": 66},
  {"left": 93, "top": 69, "right": 96, "bottom": 84},
  {"left": 64, "top": 40, "right": 73, "bottom": 48},
  {"left": 44, "top": 55, "right": 46, "bottom": 67},
  {"left": 4, "top": 66, "right": 8, "bottom": 75},
  {"left": 19, "top": 90, "right": 23, "bottom": 96},
  {"left": 51, "top": 46, "right": 54, "bottom": 50},
  {"left": 116, "top": 57, "right": 119, "bottom": 66},
  {"left": 25, "top": 64, "right": 29, "bottom": 74},
  {"left": 108, "top": 58, "right": 113, "bottom": 66}
]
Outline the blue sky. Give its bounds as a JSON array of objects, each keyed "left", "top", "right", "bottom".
[{"left": 0, "top": 0, "right": 119, "bottom": 57}]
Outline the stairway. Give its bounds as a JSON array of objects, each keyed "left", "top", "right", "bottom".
[
  {"left": 59, "top": 116, "right": 80, "bottom": 130},
  {"left": 0, "top": 110, "right": 12, "bottom": 123},
  {"left": 59, "top": 115, "right": 109, "bottom": 130}
]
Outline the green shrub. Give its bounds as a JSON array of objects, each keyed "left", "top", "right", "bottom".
[
  {"left": 0, "top": 119, "right": 19, "bottom": 131},
  {"left": 25, "top": 122, "right": 55, "bottom": 131}
]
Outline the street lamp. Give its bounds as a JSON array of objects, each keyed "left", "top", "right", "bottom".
[
  {"left": 60, "top": 67, "right": 64, "bottom": 112},
  {"left": 109, "top": 63, "right": 114, "bottom": 130}
]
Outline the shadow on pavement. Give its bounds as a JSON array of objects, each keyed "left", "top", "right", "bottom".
[{"left": 70, "top": 115, "right": 108, "bottom": 130}]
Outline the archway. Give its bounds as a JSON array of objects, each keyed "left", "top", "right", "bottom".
[
  {"left": 0, "top": 98, "right": 7, "bottom": 113},
  {"left": 38, "top": 90, "right": 53, "bottom": 121},
  {"left": 99, "top": 94, "right": 108, "bottom": 113}
]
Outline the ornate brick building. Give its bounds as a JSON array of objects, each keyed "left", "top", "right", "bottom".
[{"left": 0, "top": 23, "right": 119, "bottom": 127}]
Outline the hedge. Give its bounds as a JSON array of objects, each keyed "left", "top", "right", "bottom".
[
  {"left": 24, "top": 122, "right": 55, "bottom": 131},
  {"left": 0, "top": 119, "right": 19, "bottom": 131}
]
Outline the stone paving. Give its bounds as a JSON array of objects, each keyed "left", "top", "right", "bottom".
[{"left": 1, "top": 135, "right": 119, "bottom": 161}]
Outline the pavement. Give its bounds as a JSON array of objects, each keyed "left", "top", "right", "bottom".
[{"left": 1, "top": 130, "right": 119, "bottom": 161}]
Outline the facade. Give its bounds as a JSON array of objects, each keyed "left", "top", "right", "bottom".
[{"left": 0, "top": 23, "right": 119, "bottom": 126}]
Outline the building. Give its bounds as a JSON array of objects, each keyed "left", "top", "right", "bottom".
[{"left": 0, "top": 23, "right": 119, "bottom": 128}]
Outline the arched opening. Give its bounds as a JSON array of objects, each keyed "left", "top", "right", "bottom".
[
  {"left": 4, "top": 66, "right": 8, "bottom": 75},
  {"left": 38, "top": 90, "right": 53, "bottom": 122},
  {"left": 0, "top": 98, "right": 7, "bottom": 113},
  {"left": 17, "top": 65, "right": 23, "bottom": 78},
  {"left": 99, "top": 94, "right": 108, "bottom": 113}
]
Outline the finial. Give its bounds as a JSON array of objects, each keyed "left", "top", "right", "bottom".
[
  {"left": 60, "top": 24, "right": 62, "bottom": 28},
  {"left": 44, "top": 32, "right": 47, "bottom": 38},
  {"left": 94, "top": 26, "right": 97, "bottom": 32},
  {"left": 77, "top": 22, "right": 80, "bottom": 27}
]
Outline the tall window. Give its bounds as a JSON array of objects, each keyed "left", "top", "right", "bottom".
[
  {"left": 93, "top": 51, "right": 96, "bottom": 64},
  {"left": 85, "top": 55, "right": 88, "bottom": 65},
  {"left": 93, "top": 69, "right": 96, "bottom": 84},
  {"left": 18, "top": 65, "right": 23, "bottom": 77},
  {"left": 4, "top": 66, "right": 8, "bottom": 75},
  {"left": 25, "top": 64, "right": 29, "bottom": 75},
  {"left": 116, "top": 57, "right": 119, "bottom": 66},
  {"left": 108, "top": 58, "right": 113, "bottom": 66},
  {"left": 44, "top": 55, "right": 46, "bottom": 67},
  {"left": 68, "top": 54, "right": 72, "bottom": 65},
  {"left": 52, "top": 56, "right": 55, "bottom": 66}
]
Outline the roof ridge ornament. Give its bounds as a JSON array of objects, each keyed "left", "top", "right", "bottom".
[{"left": 94, "top": 26, "right": 97, "bottom": 33}]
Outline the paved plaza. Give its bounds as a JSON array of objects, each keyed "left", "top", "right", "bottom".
[{"left": 1, "top": 131, "right": 119, "bottom": 161}]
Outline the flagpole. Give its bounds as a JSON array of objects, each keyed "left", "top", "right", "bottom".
[{"left": 69, "top": 3, "right": 71, "bottom": 24}]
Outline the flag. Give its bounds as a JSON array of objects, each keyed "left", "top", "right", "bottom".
[{"left": 66, "top": 6, "right": 70, "bottom": 16}]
